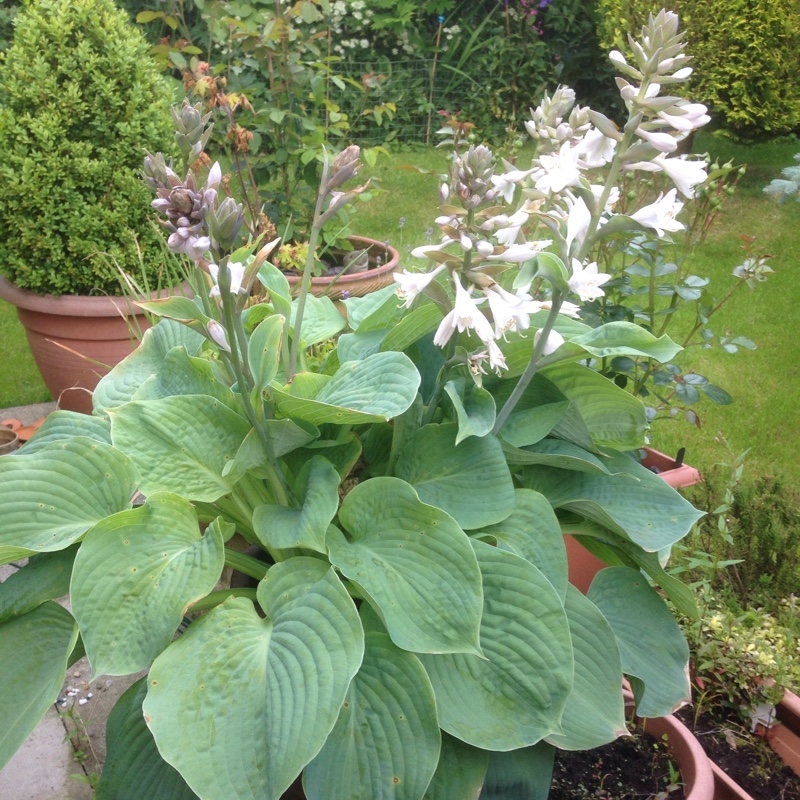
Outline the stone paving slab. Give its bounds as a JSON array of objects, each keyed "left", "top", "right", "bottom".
[{"left": 0, "top": 401, "right": 57, "bottom": 428}]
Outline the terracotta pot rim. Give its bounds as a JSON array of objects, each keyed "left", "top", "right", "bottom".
[
  {"left": 284, "top": 235, "right": 400, "bottom": 288},
  {"left": 0, "top": 274, "right": 179, "bottom": 318},
  {"left": 624, "top": 689, "right": 715, "bottom": 800}
]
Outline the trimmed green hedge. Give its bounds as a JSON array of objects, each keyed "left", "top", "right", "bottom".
[{"left": 0, "top": 0, "right": 174, "bottom": 295}]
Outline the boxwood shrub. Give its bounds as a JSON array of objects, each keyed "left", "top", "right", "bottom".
[{"left": 0, "top": 0, "right": 174, "bottom": 295}]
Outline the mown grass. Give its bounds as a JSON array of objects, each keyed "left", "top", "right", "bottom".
[{"left": 3, "top": 134, "right": 799, "bottom": 488}]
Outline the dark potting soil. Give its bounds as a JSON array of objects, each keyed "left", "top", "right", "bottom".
[
  {"left": 549, "top": 704, "right": 800, "bottom": 800},
  {"left": 676, "top": 703, "right": 800, "bottom": 800},
  {"left": 549, "top": 722, "right": 685, "bottom": 800}
]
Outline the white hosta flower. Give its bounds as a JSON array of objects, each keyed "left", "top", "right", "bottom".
[
  {"left": 568, "top": 259, "right": 611, "bottom": 302},
  {"left": 658, "top": 103, "right": 711, "bottom": 133},
  {"left": 411, "top": 237, "right": 455, "bottom": 260},
  {"left": 590, "top": 184, "right": 620, "bottom": 212},
  {"left": 490, "top": 165, "right": 536, "bottom": 203},
  {"left": 534, "top": 141, "right": 584, "bottom": 194},
  {"left": 576, "top": 127, "right": 617, "bottom": 168},
  {"left": 394, "top": 264, "right": 447, "bottom": 308},
  {"left": 493, "top": 207, "right": 531, "bottom": 246},
  {"left": 540, "top": 299, "right": 581, "bottom": 318},
  {"left": 636, "top": 127, "right": 678, "bottom": 153},
  {"left": 206, "top": 320, "right": 231, "bottom": 352},
  {"left": 476, "top": 240, "right": 494, "bottom": 257},
  {"left": 433, "top": 275, "right": 494, "bottom": 349},
  {"left": 609, "top": 50, "right": 628, "bottom": 68},
  {"left": 534, "top": 328, "right": 565, "bottom": 356},
  {"left": 208, "top": 261, "right": 246, "bottom": 297},
  {"left": 486, "top": 240, "right": 552, "bottom": 263},
  {"left": 672, "top": 67, "right": 693, "bottom": 81},
  {"left": 626, "top": 154, "right": 708, "bottom": 198},
  {"left": 485, "top": 339, "right": 508, "bottom": 374},
  {"left": 566, "top": 196, "right": 592, "bottom": 253},
  {"left": 630, "top": 188, "right": 685, "bottom": 237},
  {"left": 484, "top": 284, "right": 533, "bottom": 339}
]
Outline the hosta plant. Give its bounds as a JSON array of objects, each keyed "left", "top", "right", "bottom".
[{"left": 1, "top": 11, "right": 708, "bottom": 799}]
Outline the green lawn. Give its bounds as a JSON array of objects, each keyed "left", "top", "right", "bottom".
[{"left": 3, "top": 135, "right": 799, "bottom": 488}]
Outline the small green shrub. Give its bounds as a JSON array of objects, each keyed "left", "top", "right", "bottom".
[
  {"left": 0, "top": 0, "right": 175, "bottom": 296},
  {"left": 686, "top": 0, "right": 800, "bottom": 138}
]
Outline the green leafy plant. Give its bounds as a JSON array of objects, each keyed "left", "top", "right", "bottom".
[
  {"left": 764, "top": 153, "right": 800, "bottom": 203},
  {"left": 0, "top": 11, "right": 713, "bottom": 799},
  {"left": 0, "top": 0, "right": 175, "bottom": 296}
]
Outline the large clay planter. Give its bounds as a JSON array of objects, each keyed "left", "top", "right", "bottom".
[
  {"left": 0, "top": 275, "right": 174, "bottom": 415},
  {"left": 0, "top": 427, "right": 19, "bottom": 454},
  {"left": 625, "top": 690, "right": 716, "bottom": 800},
  {"left": 284, "top": 236, "right": 400, "bottom": 300},
  {"left": 566, "top": 447, "right": 702, "bottom": 593}
]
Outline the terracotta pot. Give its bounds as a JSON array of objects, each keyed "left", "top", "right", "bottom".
[
  {"left": 624, "top": 690, "right": 716, "bottom": 800},
  {"left": 284, "top": 236, "right": 400, "bottom": 300},
  {"left": 0, "top": 427, "right": 19, "bottom": 455},
  {"left": 0, "top": 275, "right": 180, "bottom": 415},
  {"left": 710, "top": 761, "right": 757, "bottom": 800},
  {"left": 642, "top": 446, "right": 702, "bottom": 489},
  {"left": 756, "top": 688, "right": 800, "bottom": 778}
]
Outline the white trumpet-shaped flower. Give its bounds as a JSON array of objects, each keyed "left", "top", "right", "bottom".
[
  {"left": 208, "top": 261, "right": 246, "bottom": 297},
  {"left": 534, "top": 328, "right": 565, "bottom": 356},
  {"left": 636, "top": 127, "right": 678, "bottom": 153},
  {"left": 627, "top": 154, "right": 708, "bottom": 198},
  {"left": 576, "top": 127, "right": 617, "bottom": 168},
  {"left": 658, "top": 103, "right": 711, "bottom": 133},
  {"left": 410, "top": 237, "right": 455, "bottom": 260},
  {"left": 533, "top": 141, "right": 584, "bottom": 194},
  {"left": 630, "top": 189, "right": 685, "bottom": 237},
  {"left": 394, "top": 264, "right": 447, "bottom": 308},
  {"left": 486, "top": 240, "right": 552, "bottom": 263},
  {"left": 484, "top": 284, "right": 534, "bottom": 339},
  {"left": 568, "top": 259, "right": 611, "bottom": 302},
  {"left": 490, "top": 164, "right": 536, "bottom": 203},
  {"left": 433, "top": 275, "right": 494, "bottom": 349}
]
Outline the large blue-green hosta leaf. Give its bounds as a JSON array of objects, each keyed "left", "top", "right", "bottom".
[
  {"left": 304, "top": 631, "right": 441, "bottom": 800},
  {"left": 254, "top": 456, "right": 340, "bottom": 554},
  {"left": 96, "top": 679, "right": 199, "bottom": 800},
  {"left": 93, "top": 320, "right": 204, "bottom": 413},
  {"left": 473, "top": 489, "right": 568, "bottom": 601},
  {"left": 109, "top": 395, "right": 250, "bottom": 502},
  {"left": 144, "top": 558, "right": 364, "bottom": 800},
  {"left": 522, "top": 449, "right": 704, "bottom": 552},
  {"left": 0, "top": 438, "right": 137, "bottom": 562},
  {"left": 542, "top": 363, "right": 648, "bottom": 450},
  {"left": 479, "top": 743, "right": 555, "bottom": 800},
  {"left": 394, "top": 424, "right": 515, "bottom": 530},
  {"left": 328, "top": 477, "right": 483, "bottom": 655},
  {"left": 420, "top": 541, "right": 573, "bottom": 750},
  {"left": 545, "top": 586, "right": 627, "bottom": 750},
  {"left": 557, "top": 322, "right": 681, "bottom": 363},
  {"left": 424, "top": 734, "right": 488, "bottom": 800},
  {"left": 271, "top": 352, "right": 421, "bottom": 425},
  {"left": 0, "top": 546, "right": 77, "bottom": 622},
  {"left": 588, "top": 567, "right": 691, "bottom": 717},
  {"left": 0, "top": 602, "right": 78, "bottom": 769},
  {"left": 21, "top": 410, "right": 111, "bottom": 454},
  {"left": 71, "top": 495, "right": 226, "bottom": 677}
]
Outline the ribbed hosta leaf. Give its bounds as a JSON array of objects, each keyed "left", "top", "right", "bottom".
[
  {"left": 328, "top": 477, "right": 483, "bottom": 655},
  {"left": 381, "top": 303, "right": 442, "bottom": 353},
  {"left": 444, "top": 378, "right": 495, "bottom": 444},
  {"left": 560, "top": 322, "right": 681, "bottom": 363},
  {"left": 545, "top": 585, "right": 627, "bottom": 750},
  {"left": 499, "top": 401, "right": 569, "bottom": 448},
  {"left": 0, "top": 438, "right": 137, "bottom": 559},
  {"left": 522, "top": 449, "right": 704, "bottom": 552},
  {"left": 254, "top": 456, "right": 340, "bottom": 554},
  {"left": 291, "top": 294, "right": 346, "bottom": 345},
  {"left": 0, "top": 546, "right": 77, "bottom": 622},
  {"left": 132, "top": 347, "right": 238, "bottom": 410},
  {"left": 479, "top": 743, "right": 555, "bottom": 800},
  {"left": 423, "top": 734, "right": 488, "bottom": 800},
  {"left": 93, "top": 320, "right": 204, "bottom": 412},
  {"left": 71, "top": 495, "right": 226, "bottom": 676},
  {"left": 588, "top": 567, "right": 691, "bottom": 717},
  {"left": 96, "top": 679, "right": 199, "bottom": 800},
  {"left": 542, "top": 363, "right": 648, "bottom": 450},
  {"left": 144, "top": 558, "right": 364, "bottom": 800},
  {"left": 394, "top": 424, "right": 515, "bottom": 530},
  {"left": 109, "top": 395, "right": 250, "bottom": 502},
  {"left": 22, "top": 410, "right": 111, "bottom": 454},
  {"left": 474, "top": 489, "right": 567, "bottom": 600},
  {"left": 501, "top": 438, "right": 617, "bottom": 474},
  {"left": 0, "top": 602, "right": 78, "bottom": 769},
  {"left": 271, "top": 352, "right": 420, "bottom": 425},
  {"left": 420, "top": 541, "right": 573, "bottom": 750},
  {"left": 248, "top": 314, "right": 284, "bottom": 394},
  {"left": 304, "top": 631, "right": 441, "bottom": 800}
]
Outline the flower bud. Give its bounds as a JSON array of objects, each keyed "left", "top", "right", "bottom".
[
  {"left": 327, "top": 145, "right": 361, "bottom": 192},
  {"left": 207, "top": 196, "right": 245, "bottom": 251},
  {"left": 206, "top": 320, "right": 231, "bottom": 352}
]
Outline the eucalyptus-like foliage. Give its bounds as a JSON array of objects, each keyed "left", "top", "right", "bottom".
[{"left": 0, "top": 10, "right": 710, "bottom": 800}]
